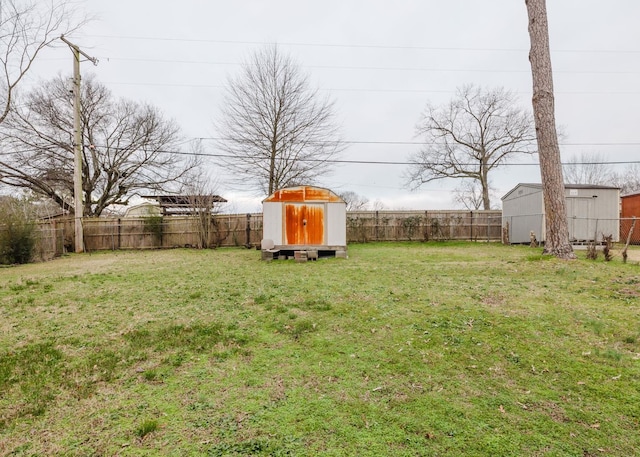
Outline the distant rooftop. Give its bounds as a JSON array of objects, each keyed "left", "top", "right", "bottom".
[{"left": 142, "top": 194, "right": 227, "bottom": 216}]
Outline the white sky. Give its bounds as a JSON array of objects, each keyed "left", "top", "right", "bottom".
[{"left": 26, "top": 0, "right": 640, "bottom": 213}]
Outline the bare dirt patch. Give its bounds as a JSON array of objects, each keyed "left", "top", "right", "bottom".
[{"left": 623, "top": 249, "right": 640, "bottom": 262}]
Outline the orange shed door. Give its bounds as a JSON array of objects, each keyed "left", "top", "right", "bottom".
[{"left": 284, "top": 204, "right": 325, "bottom": 245}]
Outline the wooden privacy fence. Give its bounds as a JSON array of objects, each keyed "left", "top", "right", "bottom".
[
  {"left": 81, "top": 210, "right": 503, "bottom": 251},
  {"left": 13, "top": 212, "right": 640, "bottom": 261},
  {"left": 347, "top": 210, "right": 503, "bottom": 243},
  {"left": 81, "top": 214, "right": 263, "bottom": 251},
  {"left": 31, "top": 220, "right": 68, "bottom": 262},
  {"left": 26, "top": 210, "right": 503, "bottom": 257}
]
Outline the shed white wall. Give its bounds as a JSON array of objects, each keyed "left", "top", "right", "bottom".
[
  {"left": 502, "top": 185, "right": 545, "bottom": 243},
  {"left": 326, "top": 202, "right": 347, "bottom": 246},
  {"left": 565, "top": 187, "right": 619, "bottom": 242},
  {"left": 262, "top": 202, "right": 283, "bottom": 245}
]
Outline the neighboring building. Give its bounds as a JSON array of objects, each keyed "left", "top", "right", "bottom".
[
  {"left": 123, "top": 202, "right": 162, "bottom": 218},
  {"left": 501, "top": 183, "right": 620, "bottom": 244},
  {"left": 621, "top": 191, "right": 640, "bottom": 218},
  {"left": 262, "top": 185, "right": 347, "bottom": 257},
  {"left": 621, "top": 191, "right": 640, "bottom": 244},
  {"left": 141, "top": 195, "right": 227, "bottom": 216}
]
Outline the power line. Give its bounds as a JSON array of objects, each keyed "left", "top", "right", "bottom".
[
  {"left": 98, "top": 80, "right": 640, "bottom": 96},
  {"left": 3, "top": 140, "right": 638, "bottom": 162},
  {"left": 84, "top": 34, "right": 640, "bottom": 55},
  {"left": 67, "top": 143, "right": 640, "bottom": 167},
  {"left": 92, "top": 57, "right": 640, "bottom": 76},
  {"left": 196, "top": 137, "right": 640, "bottom": 147}
]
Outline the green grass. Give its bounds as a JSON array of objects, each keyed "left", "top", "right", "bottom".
[{"left": 0, "top": 242, "right": 639, "bottom": 456}]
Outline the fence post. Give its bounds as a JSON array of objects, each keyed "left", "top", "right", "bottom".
[
  {"left": 487, "top": 213, "right": 490, "bottom": 242},
  {"left": 53, "top": 220, "right": 59, "bottom": 256},
  {"left": 425, "top": 211, "right": 429, "bottom": 241},
  {"left": 245, "top": 213, "right": 252, "bottom": 248},
  {"left": 117, "top": 218, "right": 122, "bottom": 250}
]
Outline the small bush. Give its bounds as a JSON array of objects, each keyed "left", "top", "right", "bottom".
[
  {"left": 0, "top": 197, "right": 37, "bottom": 265},
  {"left": 143, "top": 215, "right": 164, "bottom": 240}
]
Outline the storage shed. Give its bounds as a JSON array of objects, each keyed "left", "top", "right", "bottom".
[
  {"left": 501, "top": 183, "right": 620, "bottom": 244},
  {"left": 262, "top": 186, "right": 347, "bottom": 258}
]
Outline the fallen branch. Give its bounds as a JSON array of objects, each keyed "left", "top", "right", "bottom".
[{"left": 622, "top": 217, "right": 636, "bottom": 263}]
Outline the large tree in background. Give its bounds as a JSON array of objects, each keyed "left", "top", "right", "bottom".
[
  {"left": 563, "top": 153, "right": 640, "bottom": 195},
  {"left": 563, "top": 152, "right": 616, "bottom": 186},
  {"left": 215, "top": 45, "right": 344, "bottom": 195},
  {"left": 452, "top": 180, "right": 499, "bottom": 211},
  {"left": 616, "top": 163, "right": 640, "bottom": 195},
  {"left": 0, "top": 75, "right": 198, "bottom": 216},
  {"left": 406, "top": 84, "right": 536, "bottom": 210},
  {"left": 0, "top": 0, "right": 84, "bottom": 125},
  {"left": 339, "top": 190, "right": 369, "bottom": 211},
  {"left": 525, "top": 0, "right": 575, "bottom": 259}
]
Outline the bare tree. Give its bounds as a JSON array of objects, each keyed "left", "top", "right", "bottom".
[
  {"left": 0, "top": 74, "right": 198, "bottom": 216},
  {"left": 563, "top": 152, "right": 616, "bottom": 185},
  {"left": 564, "top": 153, "right": 640, "bottom": 194},
  {"left": 452, "top": 180, "right": 498, "bottom": 211},
  {"left": 180, "top": 159, "right": 227, "bottom": 249},
  {"left": 339, "top": 190, "right": 369, "bottom": 211},
  {"left": 0, "top": 0, "right": 85, "bottom": 125},
  {"left": 406, "top": 84, "right": 536, "bottom": 210},
  {"left": 615, "top": 163, "right": 640, "bottom": 195},
  {"left": 525, "top": 0, "right": 575, "bottom": 259},
  {"left": 371, "top": 199, "right": 386, "bottom": 211},
  {"left": 215, "top": 45, "right": 344, "bottom": 196}
]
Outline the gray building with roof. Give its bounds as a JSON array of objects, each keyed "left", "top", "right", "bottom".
[{"left": 501, "top": 183, "right": 620, "bottom": 244}]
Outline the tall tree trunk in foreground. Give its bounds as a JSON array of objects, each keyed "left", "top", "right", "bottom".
[{"left": 525, "top": 0, "right": 576, "bottom": 259}]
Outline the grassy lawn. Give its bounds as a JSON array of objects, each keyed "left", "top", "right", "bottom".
[{"left": 1, "top": 242, "right": 639, "bottom": 456}]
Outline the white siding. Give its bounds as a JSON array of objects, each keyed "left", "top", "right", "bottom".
[
  {"left": 502, "top": 185, "right": 545, "bottom": 243},
  {"left": 327, "top": 202, "right": 347, "bottom": 246},
  {"left": 262, "top": 202, "right": 283, "bottom": 245}
]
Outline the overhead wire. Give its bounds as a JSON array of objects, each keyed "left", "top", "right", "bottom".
[
  {"left": 83, "top": 34, "right": 640, "bottom": 55},
  {"left": 40, "top": 34, "right": 639, "bottom": 97}
]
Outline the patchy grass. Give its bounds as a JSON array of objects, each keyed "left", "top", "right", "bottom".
[
  {"left": 136, "top": 419, "right": 159, "bottom": 439},
  {"left": 0, "top": 242, "right": 639, "bottom": 456}
]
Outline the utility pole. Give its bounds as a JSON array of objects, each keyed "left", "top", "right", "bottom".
[{"left": 60, "top": 35, "right": 98, "bottom": 253}]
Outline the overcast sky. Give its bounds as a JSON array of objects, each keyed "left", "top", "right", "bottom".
[{"left": 28, "top": 0, "right": 640, "bottom": 212}]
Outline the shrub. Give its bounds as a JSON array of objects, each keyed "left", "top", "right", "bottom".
[
  {"left": 143, "top": 215, "right": 164, "bottom": 240},
  {"left": 0, "top": 197, "right": 37, "bottom": 264}
]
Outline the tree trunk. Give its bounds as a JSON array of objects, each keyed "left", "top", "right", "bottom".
[
  {"left": 525, "top": 0, "right": 576, "bottom": 259},
  {"left": 481, "top": 160, "right": 490, "bottom": 210}
]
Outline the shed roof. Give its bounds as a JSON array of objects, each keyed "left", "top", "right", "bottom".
[
  {"left": 142, "top": 194, "right": 227, "bottom": 216},
  {"left": 263, "top": 186, "right": 344, "bottom": 203},
  {"left": 501, "top": 183, "right": 619, "bottom": 200}
]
